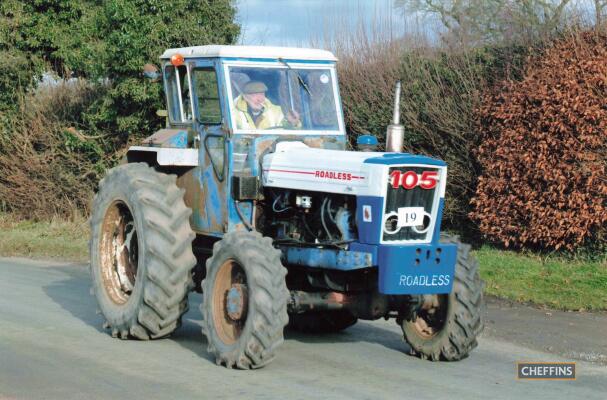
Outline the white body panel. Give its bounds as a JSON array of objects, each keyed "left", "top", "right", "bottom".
[
  {"left": 261, "top": 142, "right": 447, "bottom": 198},
  {"left": 127, "top": 146, "right": 198, "bottom": 166},
  {"left": 262, "top": 142, "right": 384, "bottom": 196},
  {"left": 161, "top": 45, "right": 337, "bottom": 61}
]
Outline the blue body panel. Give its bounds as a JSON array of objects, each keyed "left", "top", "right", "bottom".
[
  {"left": 166, "top": 131, "right": 188, "bottom": 148},
  {"left": 364, "top": 153, "right": 447, "bottom": 167},
  {"left": 279, "top": 241, "right": 456, "bottom": 295},
  {"left": 349, "top": 242, "right": 379, "bottom": 262},
  {"left": 377, "top": 243, "right": 456, "bottom": 294},
  {"left": 432, "top": 198, "right": 445, "bottom": 243},
  {"left": 221, "top": 57, "right": 335, "bottom": 65},
  {"left": 280, "top": 246, "right": 373, "bottom": 271},
  {"left": 356, "top": 196, "right": 384, "bottom": 244}
]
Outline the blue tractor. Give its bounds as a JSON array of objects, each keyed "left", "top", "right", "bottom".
[{"left": 90, "top": 45, "right": 483, "bottom": 369}]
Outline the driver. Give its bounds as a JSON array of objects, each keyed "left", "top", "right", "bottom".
[{"left": 233, "top": 81, "right": 301, "bottom": 130}]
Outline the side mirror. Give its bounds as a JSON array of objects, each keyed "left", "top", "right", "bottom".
[
  {"left": 357, "top": 134, "right": 378, "bottom": 152},
  {"left": 143, "top": 63, "right": 161, "bottom": 82}
]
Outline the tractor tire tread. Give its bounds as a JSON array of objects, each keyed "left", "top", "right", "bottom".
[
  {"left": 201, "top": 231, "right": 288, "bottom": 369},
  {"left": 90, "top": 163, "right": 195, "bottom": 341},
  {"left": 401, "top": 234, "right": 484, "bottom": 361}
]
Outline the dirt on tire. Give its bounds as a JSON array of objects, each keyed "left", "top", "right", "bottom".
[
  {"left": 201, "top": 231, "right": 289, "bottom": 369},
  {"left": 89, "top": 162, "right": 196, "bottom": 340}
]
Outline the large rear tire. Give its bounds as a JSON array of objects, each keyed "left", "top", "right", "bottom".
[
  {"left": 400, "top": 235, "right": 483, "bottom": 361},
  {"left": 288, "top": 310, "right": 358, "bottom": 333},
  {"left": 90, "top": 163, "right": 196, "bottom": 340},
  {"left": 201, "top": 231, "right": 289, "bottom": 369}
]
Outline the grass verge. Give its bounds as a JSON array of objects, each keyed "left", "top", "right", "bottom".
[
  {"left": 0, "top": 213, "right": 88, "bottom": 262},
  {"left": 0, "top": 214, "right": 604, "bottom": 311},
  {"left": 475, "top": 246, "right": 607, "bottom": 311}
]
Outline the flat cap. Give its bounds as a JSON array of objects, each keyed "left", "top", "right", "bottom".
[{"left": 243, "top": 81, "right": 268, "bottom": 94}]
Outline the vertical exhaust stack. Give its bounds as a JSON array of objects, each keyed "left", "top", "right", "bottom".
[{"left": 385, "top": 81, "right": 404, "bottom": 152}]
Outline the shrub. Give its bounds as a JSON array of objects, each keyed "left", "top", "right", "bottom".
[
  {"left": 472, "top": 31, "right": 607, "bottom": 251},
  {"left": 0, "top": 0, "right": 239, "bottom": 140},
  {"left": 335, "top": 35, "right": 529, "bottom": 230},
  {"left": 0, "top": 0, "right": 240, "bottom": 218},
  {"left": 81, "top": 0, "right": 239, "bottom": 142},
  {"left": 0, "top": 51, "right": 32, "bottom": 112},
  {"left": 0, "top": 81, "right": 105, "bottom": 219}
]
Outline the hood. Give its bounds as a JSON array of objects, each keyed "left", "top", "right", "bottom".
[{"left": 261, "top": 141, "right": 447, "bottom": 197}]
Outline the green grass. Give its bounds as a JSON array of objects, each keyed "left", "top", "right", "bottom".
[
  {"left": 475, "top": 246, "right": 607, "bottom": 311},
  {"left": 0, "top": 213, "right": 604, "bottom": 311},
  {"left": 0, "top": 213, "right": 89, "bottom": 262}
]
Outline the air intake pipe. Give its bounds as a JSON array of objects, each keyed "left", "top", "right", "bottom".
[{"left": 385, "top": 81, "right": 404, "bottom": 152}]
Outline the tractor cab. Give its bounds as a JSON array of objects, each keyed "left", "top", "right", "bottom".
[
  {"left": 131, "top": 46, "right": 347, "bottom": 235},
  {"left": 160, "top": 45, "right": 346, "bottom": 154}
]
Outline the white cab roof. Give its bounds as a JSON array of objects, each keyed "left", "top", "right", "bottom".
[{"left": 160, "top": 45, "right": 337, "bottom": 62}]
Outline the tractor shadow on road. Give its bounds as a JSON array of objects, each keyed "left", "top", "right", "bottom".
[
  {"left": 42, "top": 267, "right": 215, "bottom": 363},
  {"left": 42, "top": 267, "right": 411, "bottom": 365},
  {"left": 284, "top": 321, "right": 412, "bottom": 355},
  {"left": 42, "top": 264, "right": 106, "bottom": 333},
  {"left": 170, "top": 295, "right": 217, "bottom": 364},
  {"left": 166, "top": 295, "right": 413, "bottom": 365}
]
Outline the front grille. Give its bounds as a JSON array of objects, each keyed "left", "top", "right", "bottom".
[{"left": 382, "top": 166, "right": 438, "bottom": 242}]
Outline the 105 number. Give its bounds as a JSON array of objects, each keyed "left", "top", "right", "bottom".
[{"left": 390, "top": 170, "right": 439, "bottom": 190}]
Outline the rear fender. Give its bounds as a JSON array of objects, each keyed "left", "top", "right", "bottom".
[{"left": 125, "top": 146, "right": 198, "bottom": 167}]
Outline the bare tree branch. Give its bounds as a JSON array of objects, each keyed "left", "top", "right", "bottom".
[{"left": 396, "top": 0, "right": 576, "bottom": 45}]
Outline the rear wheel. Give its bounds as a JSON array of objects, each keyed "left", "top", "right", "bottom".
[
  {"left": 288, "top": 310, "right": 357, "bottom": 333},
  {"left": 201, "top": 231, "right": 289, "bottom": 369},
  {"left": 90, "top": 163, "right": 196, "bottom": 340},
  {"left": 399, "top": 236, "right": 483, "bottom": 361}
]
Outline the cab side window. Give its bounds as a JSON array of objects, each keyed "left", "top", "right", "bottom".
[
  {"left": 164, "top": 65, "right": 193, "bottom": 123},
  {"left": 192, "top": 68, "right": 222, "bottom": 124}
]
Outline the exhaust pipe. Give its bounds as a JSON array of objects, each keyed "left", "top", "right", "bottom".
[{"left": 385, "top": 81, "right": 404, "bottom": 152}]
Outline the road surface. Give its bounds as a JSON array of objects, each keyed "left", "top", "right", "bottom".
[{"left": 0, "top": 258, "right": 605, "bottom": 399}]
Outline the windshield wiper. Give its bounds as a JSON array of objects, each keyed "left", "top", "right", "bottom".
[{"left": 278, "top": 58, "right": 312, "bottom": 99}]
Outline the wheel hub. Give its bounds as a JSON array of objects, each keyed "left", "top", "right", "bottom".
[
  {"left": 412, "top": 294, "right": 447, "bottom": 339},
  {"left": 212, "top": 259, "right": 249, "bottom": 345},
  {"left": 100, "top": 200, "right": 139, "bottom": 305},
  {"left": 113, "top": 220, "right": 138, "bottom": 294},
  {"left": 226, "top": 284, "right": 247, "bottom": 321}
]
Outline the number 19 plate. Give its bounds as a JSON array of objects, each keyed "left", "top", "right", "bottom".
[{"left": 397, "top": 207, "right": 424, "bottom": 227}]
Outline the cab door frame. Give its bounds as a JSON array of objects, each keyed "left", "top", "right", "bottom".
[{"left": 188, "top": 58, "right": 231, "bottom": 235}]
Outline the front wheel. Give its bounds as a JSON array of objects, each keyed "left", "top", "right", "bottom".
[
  {"left": 399, "top": 236, "right": 484, "bottom": 361},
  {"left": 201, "top": 231, "right": 289, "bottom": 369}
]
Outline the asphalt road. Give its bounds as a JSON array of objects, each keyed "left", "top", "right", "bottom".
[{"left": 0, "top": 258, "right": 605, "bottom": 400}]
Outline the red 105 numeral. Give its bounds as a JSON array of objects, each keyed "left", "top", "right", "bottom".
[{"left": 390, "top": 170, "right": 439, "bottom": 189}]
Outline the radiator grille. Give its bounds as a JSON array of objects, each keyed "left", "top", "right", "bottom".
[{"left": 382, "top": 167, "right": 438, "bottom": 242}]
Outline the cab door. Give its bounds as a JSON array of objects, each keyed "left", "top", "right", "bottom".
[
  {"left": 189, "top": 61, "right": 229, "bottom": 235},
  {"left": 162, "top": 59, "right": 228, "bottom": 236}
]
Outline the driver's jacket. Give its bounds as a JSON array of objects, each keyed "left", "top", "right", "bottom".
[{"left": 233, "top": 95, "right": 295, "bottom": 130}]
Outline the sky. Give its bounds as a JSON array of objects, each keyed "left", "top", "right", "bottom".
[
  {"left": 235, "top": 0, "right": 432, "bottom": 47},
  {"left": 235, "top": 0, "right": 599, "bottom": 48}
]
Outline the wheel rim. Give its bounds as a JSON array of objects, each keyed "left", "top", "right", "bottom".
[
  {"left": 412, "top": 294, "right": 448, "bottom": 339},
  {"left": 99, "top": 200, "right": 139, "bottom": 305},
  {"left": 212, "top": 259, "right": 248, "bottom": 345}
]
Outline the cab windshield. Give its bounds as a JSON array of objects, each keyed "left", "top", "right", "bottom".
[{"left": 227, "top": 65, "right": 342, "bottom": 134}]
